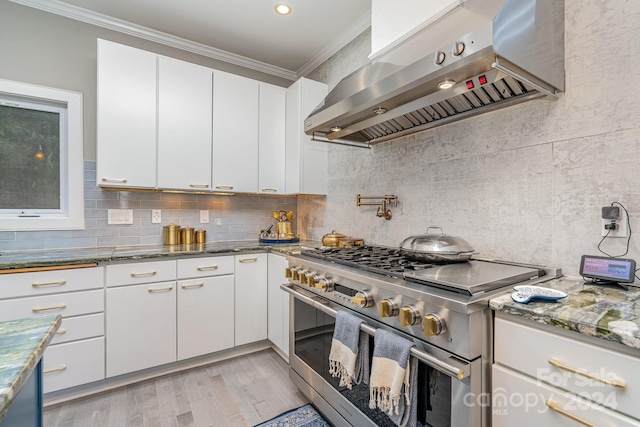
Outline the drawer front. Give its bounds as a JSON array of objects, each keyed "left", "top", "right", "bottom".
[
  {"left": 492, "top": 365, "right": 640, "bottom": 427},
  {"left": 43, "top": 337, "right": 105, "bottom": 394},
  {"left": 0, "top": 267, "right": 104, "bottom": 299},
  {"left": 495, "top": 316, "right": 640, "bottom": 420},
  {"left": 50, "top": 313, "right": 104, "bottom": 345},
  {"left": 106, "top": 260, "right": 176, "bottom": 286},
  {"left": 0, "top": 290, "right": 104, "bottom": 321},
  {"left": 177, "top": 256, "right": 234, "bottom": 278}
]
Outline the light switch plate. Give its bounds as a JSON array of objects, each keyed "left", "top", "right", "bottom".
[
  {"left": 108, "top": 209, "right": 134, "bottom": 225},
  {"left": 200, "top": 210, "right": 210, "bottom": 224}
]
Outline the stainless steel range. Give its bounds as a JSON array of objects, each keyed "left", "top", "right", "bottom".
[{"left": 281, "top": 245, "right": 561, "bottom": 427}]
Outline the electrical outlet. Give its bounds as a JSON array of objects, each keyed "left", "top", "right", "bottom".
[
  {"left": 107, "top": 209, "right": 134, "bottom": 225},
  {"left": 200, "top": 210, "right": 210, "bottom": 224},
  {"left": 601, "top": 208, "right": 628, "bottom": 238},
  {"left": 152, "top": 210, "right": 162, "bottom": 224}
]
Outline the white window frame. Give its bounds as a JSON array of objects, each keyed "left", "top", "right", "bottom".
[{"left": 0, "top": 79, "right": 84, "bottom": 230}]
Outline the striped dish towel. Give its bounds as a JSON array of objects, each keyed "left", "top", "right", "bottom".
[
  {"left": 328, "top": 311, "right": 370, "bottom": 389},
  {"left": 369, "top": 328, "right": 418, "bottom": 427}
]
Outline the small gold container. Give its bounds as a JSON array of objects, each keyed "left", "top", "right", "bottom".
[
  {"left": 195, "top": 229, "right": 206, "bottom": 244},
  {"left": 163, "top": 224, "right": 180, "bottom": 245},
  {"left": 276, "top": 221, "right": 294, "bottom": 238},
  {"left": 181, "top": 226, "right": 195, "bottom": 245}
]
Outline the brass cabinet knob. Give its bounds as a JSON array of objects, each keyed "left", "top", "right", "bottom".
[
  {"left": 378, "top": 299, "right": 399, "bottom": 318},
  {"left": 399, "top": 306, "right": 421, "bottom": 326},
  {"left": 423, "top": 314, "right": 444, "bottom": 337}
]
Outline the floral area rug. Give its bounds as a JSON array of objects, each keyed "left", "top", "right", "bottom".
[{"left": 253, "top": 404, "right": 331, "bottom": 427}]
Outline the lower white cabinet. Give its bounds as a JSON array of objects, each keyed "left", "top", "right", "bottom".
[
  {"left": 106, "top": 281, "right": 177, "bottom": 377},
  {"left": 43, "top": 337, "right": 105, "bottom": 394},
  {"left": 177, "top": 275, "right": 235, "bottom": 360},
  {"left": 267, "top": 253, "right": 289, "bottom": 357},
  {"left": 235, "top": 253, "right": 268, "bottom": 346}
]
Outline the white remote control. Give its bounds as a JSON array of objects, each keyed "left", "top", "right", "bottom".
[{"left": 511, "top": 285, "right": 567, "bottom": 304}]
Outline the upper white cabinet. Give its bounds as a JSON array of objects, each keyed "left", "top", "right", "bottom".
[
  {"left": 258, "top": 83, "right": 286, "bottom": 195},
  {"left": 157, "top": 56, "right": 213, "bottom": 191},
  {"left": 97, "top": 39, "right": 157, "bottom": 188},
  {"left": 285, "top": 78, "right": 328, "bottom": 195},
  {"left": 212, "top": 71, "right": 259, "bottom": 193}
]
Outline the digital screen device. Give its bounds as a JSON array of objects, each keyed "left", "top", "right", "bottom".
[{"left": 579, "top": 255, "right": 636, "bottom": 283}]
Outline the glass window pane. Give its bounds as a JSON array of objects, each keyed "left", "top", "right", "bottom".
[{"left": 0, "top": 104, "right": 61, "bottom": 210}]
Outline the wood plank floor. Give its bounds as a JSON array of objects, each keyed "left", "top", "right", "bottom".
[{"left": 44, "top": 349, "right": 308, "bottom": 427}]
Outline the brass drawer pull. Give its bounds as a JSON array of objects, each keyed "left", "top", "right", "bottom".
[
  {"left": 189, "top": 183, "right": 210, "bottom": 188},
  {"left": 148, "top": 286, "right": 173, "bottom": 293},
  {"left": 101, "top": 177, "right": 128, "bottom": 183},
  {"left": 215, "top": 185, "right": 234, "bottom": 190},
  {"left": 261, "top": 188, "right": 278, "bottom": 192},
  {"left": 32, "top": 304, "right": 67, "bottom": 312},
  {"left": 181, "top": 282, "right": 205, "bottom": 289},
  {"left": 546, "top": 400, "right": 595, "bottom": 427},
  {"left": 44, "top": 365, "right": 68, "bottom": 374},
  {"left": 197, "top": 265, "right": 219, "bottom": 271},
  {"left": 32, "top": 280, "right": 67, "bottom": 287},
  {"left": 131, "top": 271, "right": 157, "bottom": 278},
  {"left": 56, "top": 328, "right": 67, "bottom": 335},
  {"left": 549, "top": 357, "right": 627, "bottom": 389},
  {"left": 239, "top": 257, "right": 258, "bottom": 263}
]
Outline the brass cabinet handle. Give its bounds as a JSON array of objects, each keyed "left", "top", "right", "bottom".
[
  {"left": 215, "top": 185, "right": 234, "bottom": 190},
  {"left": 189, "top": 183, "right": 210, "bottom": 188},
  {"left": 32, "top": 280, "right": 66, "bottom": 287},
  {"left": 197, "top": 265, "right": 219, "bottom": 271},
  {"left": 239, "top": 257, "right": 258, "bottom": 263},
  {"left": 148, "top": 286, "right": 173, "bottom": 293},
  {"left": 548, "top": 357, "right": 627, "bottom": 389},
  {"left": 32, "top": 304, "right": 67, "bottom": 312},
  {"left": 181, "top": 282, "right": 204, "bottom": 289},
  {"left": 131, "top": 271, "right": 157, "bottom": 277},
  {"left": 101, "top": 177, "right": 128, "bottom": 183},
  {"left": 545, "top": 400, "right": 596, "bottom": 427},
  {"left": 44, "top": 365, "right": 68, "bottom": 374},
  {"left": 261, "top": 188, "right": 278, "bottom": 192},
  {"left": 56, "top": 328, "right": 67, "bottom": 335}
]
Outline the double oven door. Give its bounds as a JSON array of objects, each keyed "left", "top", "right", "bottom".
[{"left": 285, "top": 284, "right": 485, "bottom": 427}]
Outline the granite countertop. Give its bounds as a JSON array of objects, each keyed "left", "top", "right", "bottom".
[
  {"left": 490, "top": 277, "right": 640, "bottom": 351},
  {"left": 0, "top": 315, "right": 61, "bottom": 422},
  {"left": 0, "top": 240, "right": 321, "bottom": 271}
]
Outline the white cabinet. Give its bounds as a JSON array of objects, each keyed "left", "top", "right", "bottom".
[
  {"left": 105, "top": 261, "right": 177, "bottom": 377},
  {"left": 177, "top": 256, "right": 235, "bottom": 360},
  {"left": 213, "top": 71, "right": 259, "bottom": 193},
  {"left": 493, "top": 314, "right": 640, "bottom": 426},
  {"left": 97, "top": 39, "right": 157, "bottom": 188},
  {"left": 0, "top": 266, "right": 105, "bottom": 393},
  {"left": 267, "top": 253, "right": 289, "bottom": 358},
  {"left": 235, "top": 253, "right": 268, "bottom": 345},
  {"left": 285, "top": 78, "right": 328, "bottom": 195},
  {"left": 157, "top": 56, "right": 213, "bottom": 191},
  {"left": 258, "top": 83, "right": 286, "bottom": 195}
]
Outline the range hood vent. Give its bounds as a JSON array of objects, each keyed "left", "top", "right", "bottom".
[{"left": 305, "top": 0, "right": 565, "bottom": 147}]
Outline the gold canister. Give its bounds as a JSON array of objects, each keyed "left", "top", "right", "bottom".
[
  {"left": 181, "top": 226, "right": 195, "bottom": 244},
  {"left": 195, "top": 229, "right": 206, "bottom": 244},
  {"left": 163, "top": 224, "right": 180, "bottom": 245},
  {"left": 276, "top": 221, "right": 294, "bottom": 238}
]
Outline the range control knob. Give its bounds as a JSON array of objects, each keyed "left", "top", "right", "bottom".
[
  {"left": 315, "top": 277, "right": 334, "bottom": 291},
  {"left": 379, "top": 299, "right": 399, "bottom": 318},
  {"left": 299, "top": 269, "right": 309, "bottom": 283},
  {"left": 285, "top": 267, "right": 293, "bottom": 278},
  {"left": 291, "top": 267, "right": 301, "bottom": 281},
  {"left": 434, "top": 51, "right": 446, "bottom": 65},
  {"left": 451, "top": 41, "right": 465, "bottom": 56},
  {"left": 399, "top": 305, "right": 422, "bottom": 326},
  {"left": 351, "top": 290, "right": 374, "bottom": 308},
  {"left": 423, "top": 314, "right": 445, "bottom": 337},
  {"left": 306, "top": 273, "right": 319, "bottom": 287}
]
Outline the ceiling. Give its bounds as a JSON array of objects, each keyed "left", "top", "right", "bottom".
[{"left": 11, "top": 0, "right": 372, "bottom": 80}]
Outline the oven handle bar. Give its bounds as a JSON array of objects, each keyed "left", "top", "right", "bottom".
[{"left": 281, "top": 284, "right": 470, "bottom": 381}]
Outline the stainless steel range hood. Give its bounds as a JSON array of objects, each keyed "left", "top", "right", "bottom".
[{"left": 304, "top": 0, "right": 565, "bottom": 147}]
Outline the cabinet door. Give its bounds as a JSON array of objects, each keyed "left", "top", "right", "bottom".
[
  {"left": 97, "top": 39, "right": 157, "bottom": 188},
  {"left": 157, "top": 56, "right": 213, "bottom": 191},
  {"left": 212, "top": 71, "right": 259, "bottom": 193},
  {"left": 177, "top": 275, "right": 234, "bottom": 360},
  {"left": 258, "top": 83, "right": 286, "bottom": 194},
  {"left": 267, "top": 253, "right": 288, "bottom": 356},
  {"left": 106, "top": 282, "right": 176, "bottom": 377},
  {"left": 43, "top": 337, "right": 105, "bottom": 393},
  {"left": 235, "top": 253, "right": 267, "bottom": 345}
]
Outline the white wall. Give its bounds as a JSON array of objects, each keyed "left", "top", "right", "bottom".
[{"left": 299, "top": 0, "right": 640, "bottom": 277}]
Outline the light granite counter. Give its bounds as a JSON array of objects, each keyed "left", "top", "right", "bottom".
[
  {"left": 0, "top": 315, "right": 61, "bottom": 422},
  {"left": 490, "top": 277, "right": 640, "bottom": 350},
  {"left": 0, "top": 240, "right": 321, "bottom": 271}
]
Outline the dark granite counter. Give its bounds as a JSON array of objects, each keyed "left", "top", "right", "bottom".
[
  {"left": 0, "top": 240, "right": 321, "bottom": 271},
  {"left": 490, "top": 277, "right": 640, "bottom": 351},
  {"left": 0, "top": 315, "right": 61, "bottom": 422}
]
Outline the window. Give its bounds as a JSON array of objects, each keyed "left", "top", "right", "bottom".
[{"left": 0, "top": 79, "right": 83, "bottom": 230}]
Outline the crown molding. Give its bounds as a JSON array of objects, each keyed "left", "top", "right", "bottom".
[
  {"left": 296, "top": 10, "right": 371, "bottom": 79},
  {"left": 9, "top": 0, "right": 298, "bottom": 81}
]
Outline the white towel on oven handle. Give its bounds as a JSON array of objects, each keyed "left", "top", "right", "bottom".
[{"left": 328, "top": 310, "right": 370, "bottom": 389}]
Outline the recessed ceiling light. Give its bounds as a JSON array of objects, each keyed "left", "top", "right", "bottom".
[
  {"left": 330, "top": 126, "right": 342, "bottom": 132},
  {"left": 373, "top": 107, "right": 387, "bottom": 115},
  {"left": 275, "top": 4, "right": 291, "bottom": 15},
  {"left": 437, "top": 80, "right": 456, "bottom": 90}
]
